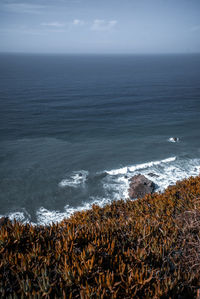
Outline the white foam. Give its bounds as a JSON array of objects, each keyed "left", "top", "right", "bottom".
[
  {"left": 102, "top": 157, "right": 178, "bottom": 204},
  {"left": 4, "top": 156, "right": 200, "bottom": 226},
  {"left": 106, "top": 157, "right": 176, "bottom": 175},
  {"left": 106, "top": 166, "right": 128, "bottom": 175},
  {"left": 168, "top": 137, "right": 180, "bottom": 143},
  {"left": 36, "top": 207, "right": 68, "bottom": 225},
  {"left": 153, "top": 166, "right": 195, "bottom": 192},
  {"left": 103, "top": 175, "right": 130, "bottom": 201},
  {"left": 7, "top": 211, "right": 31, "bottom": 224},
  {"left": 128, "top": 156, "right": 176, "bottom": 172},
  {"left": 59, "top": 170, "right": 88, "bottom": 188},
  {"left": 36, "top": 197, "right": 112, "bottom": 225},
  {"left": 52, "top": 157, "right": 200, "bottom": 225},
  {"left": 103, "top": 157, "right": 200, "bottom": 203}
]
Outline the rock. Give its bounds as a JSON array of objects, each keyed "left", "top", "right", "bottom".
[
  {"left": 129, "top": 174, "right": 155, "bottom": 199},
  {"left": 148, "top": 172, "right": 159, "bottom": 178},
  {"left": 169, "top": 137, "right": 180, "bottom": 143}
]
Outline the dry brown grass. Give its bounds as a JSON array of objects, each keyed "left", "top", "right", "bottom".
[
  {"left": 175, "top": 209, "right": 200, "bottom": 277},
  {"left": 0, "top": 176, "right": 200, "bottom": 298}
]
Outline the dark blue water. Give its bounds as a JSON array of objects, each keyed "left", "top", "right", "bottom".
[{"left": 0, "top": 54, "right": 200, "bottom": 224}]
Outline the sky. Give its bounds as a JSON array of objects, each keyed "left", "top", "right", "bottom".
[{"left": 0, "top": 0, "right": 200, "bottom": 54}]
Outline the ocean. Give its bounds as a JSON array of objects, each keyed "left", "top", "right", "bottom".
[{"left": 0, "top": 53, "right": 200, "bottom": 225}]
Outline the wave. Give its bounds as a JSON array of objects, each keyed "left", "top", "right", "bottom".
[
  {"left": 4, "top": 156, "right": 200, "bottom": 225},
  {"left": 103, "top": 156, "right": 200, "bottom": 200},
  {"left": 4, "top": 197, "right": 112, "bottom": 226},
  {"left": 106, "top": 156, "right": 176, "bottom": 175},
  {"left": 5, "top": 210, "right": 31, "bottom": 224},
  {"left": 59, "top": 170, "right": 88, "bottom": 187},
  {"left": 36, "top": 197, "right": 112, "bottom": 225}
]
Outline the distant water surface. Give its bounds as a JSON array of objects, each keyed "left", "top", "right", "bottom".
[{"left": 0, "top": 54, "right": 200, "bottom": 224}]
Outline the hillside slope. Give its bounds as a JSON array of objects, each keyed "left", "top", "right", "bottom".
[{"left": 0, "top": 176, "right": 200, "bottom": 298}]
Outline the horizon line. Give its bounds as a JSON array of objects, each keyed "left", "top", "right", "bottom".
[{"left": 0, "top": 51, "right": 200, "bottom": 56}]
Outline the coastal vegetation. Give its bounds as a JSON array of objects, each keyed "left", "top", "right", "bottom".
[{"left": 0, "top": 176, "right": 200, "bottom": 298}]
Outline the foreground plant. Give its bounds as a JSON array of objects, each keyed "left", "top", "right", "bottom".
[{"left": 0, "top": 176, "right": 200, "bottom": 298}]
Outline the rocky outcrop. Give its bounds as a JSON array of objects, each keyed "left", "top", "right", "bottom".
[{"left": 129, "top": 174, "right": 155, "bottom": 199}]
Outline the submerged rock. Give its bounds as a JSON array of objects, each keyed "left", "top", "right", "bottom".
[
  {"left": 148, "top": 172, "right": 159, "bottom": 178},
  {"left": 129, "top": 174, "right": 155, "bottom": 199}
]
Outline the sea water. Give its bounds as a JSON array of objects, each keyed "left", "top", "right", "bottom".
[{"left": 0, "top": 53, "right": 200, "bottom": 224}]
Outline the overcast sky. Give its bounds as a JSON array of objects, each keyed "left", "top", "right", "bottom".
[{"left": 0, "top": 0, "right": 200, "bottom": 54}]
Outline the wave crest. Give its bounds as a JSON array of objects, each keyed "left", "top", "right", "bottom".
[{"left": 59, "top": 170, "right": 88, "bottom": 188}]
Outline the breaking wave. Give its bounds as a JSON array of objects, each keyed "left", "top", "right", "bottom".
[
  {"left": 58, "top": 170, "right": 88, "bottom": 188},
  {"left": 106, "top": 156, "right": 176, "bottom": 175},
  {"left": 5, "top": 156, "right": 200, "bottom": 225}
]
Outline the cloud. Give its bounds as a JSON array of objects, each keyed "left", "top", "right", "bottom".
[
  {"left": 0, "top": 27, "right": 46, "bottom": 36},
  {"left": 72, "top": 19, "right": 85, "bottom": 26},
  {"left": 3, "top": 3, "right": 45, "bottom": 14},
  {"left": 41, "top": 22, "right": 65, "bottom": 28},
  {"left": 91, "top": 19, "right": 117, "bottom": 32}
]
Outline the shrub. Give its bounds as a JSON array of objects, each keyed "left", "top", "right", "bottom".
[{"left": 0, "top": 176, "right": 200, "bottom": 298}]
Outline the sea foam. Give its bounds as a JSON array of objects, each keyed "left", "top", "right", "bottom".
[
  {"left": 103, "top": 156, "right": 200, "bottom": 203},
  {"left": 5, "top": 156, "right": 200, "bottom": 226},
  {"left": 59, "top": 170, "right": 88, "bottom": 188},
  {"left": 106, "top": 156, "right": 176, "bottom": 175},
  {"left": 36, "top": 197, "right": 112, "bottom": 225}
]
